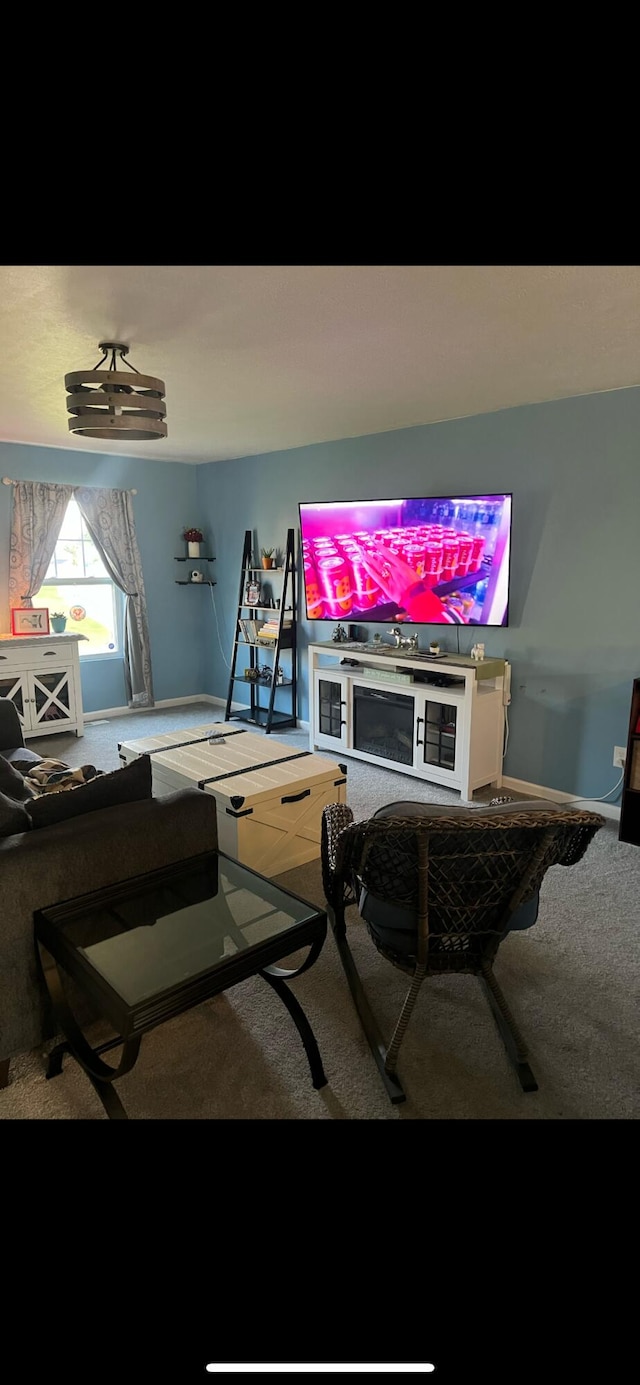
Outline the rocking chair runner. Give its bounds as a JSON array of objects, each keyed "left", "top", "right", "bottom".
[{"left": 321, "top": 798, "right": 605, "bottom": 1103}]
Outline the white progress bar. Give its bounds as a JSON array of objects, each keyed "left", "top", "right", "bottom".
[{"left": 205, "top": 1367, "right": 436, "bottom": 1375}]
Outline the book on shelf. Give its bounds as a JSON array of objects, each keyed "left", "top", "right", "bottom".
[{"left": 259, "top": 616, "right": 292, "bottom": 630}]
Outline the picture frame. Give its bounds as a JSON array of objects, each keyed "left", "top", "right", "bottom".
[{"left": 10, "top": 607, "right": 50, "bottom": 635}]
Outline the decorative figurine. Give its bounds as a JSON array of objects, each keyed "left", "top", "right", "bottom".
[
  {"left": 332, "top": 624, "right": 348, "bottom": 643},
  {"left": 389, "top": 627, "right": 419, "bottom": 651},
  {"left": 470, "top": 643, "right": 485, "bottom": 661}
]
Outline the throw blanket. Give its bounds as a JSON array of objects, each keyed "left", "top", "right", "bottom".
[{"left": 24, "top": 758, "right": 105, "bottom": 797}]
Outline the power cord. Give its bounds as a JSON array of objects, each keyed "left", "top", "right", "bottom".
[
  {"left": 500, "top": 706, "right": 622, "bottom": 801},
  {"left": 209, "top": 584, "right": 233, "bottom": 672},
  {"left": 562, "top": 771, "right": 624, "bottom": 806}
]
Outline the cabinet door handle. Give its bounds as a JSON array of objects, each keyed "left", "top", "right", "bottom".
[
  {"left": 281, "top": 788, "right": 311, "bottom": 804},
  {"left": 416, "top": 715, "right": 424, "bottom": 747},
  {"left": 0, "top": 655, "right": 6, "bottom": 660},
  {"left": 43, "top": 650, "right": 57, "bottom": 656}
]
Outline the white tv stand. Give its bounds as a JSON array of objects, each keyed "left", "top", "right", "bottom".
[{"left": 307, "top": 640, "right": 510, "bottom": 802}]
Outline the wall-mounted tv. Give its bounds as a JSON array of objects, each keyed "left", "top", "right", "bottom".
[{"left": 298, "top": 493, "right": 512, "bottom": 626}]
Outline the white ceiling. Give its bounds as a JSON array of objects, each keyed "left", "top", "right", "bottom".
[{"left": 2, "top": 264, "right": 640, "bottom": 465}]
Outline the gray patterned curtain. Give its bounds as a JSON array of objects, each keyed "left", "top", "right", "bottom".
[
  {"left": 75, "top": 487, "right": 154, "bottom": 708},
  {"left": 8, "top": 481, "right": 74, "bottom": 608}
]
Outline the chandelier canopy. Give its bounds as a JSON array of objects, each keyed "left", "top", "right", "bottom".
[{"left": 65, "top": 341, "right": 167, "bottom": 441}]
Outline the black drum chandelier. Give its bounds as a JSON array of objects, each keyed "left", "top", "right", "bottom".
[{"left": 65, "top": 341, "right": 167, "bottom": 441}]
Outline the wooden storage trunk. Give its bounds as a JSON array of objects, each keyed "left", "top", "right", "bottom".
[{"left": 118, "top": 722, "right": 347, "bottom": 877}]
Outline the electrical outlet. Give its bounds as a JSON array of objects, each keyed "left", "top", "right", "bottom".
[{"left": 613, "top": 746, "right": 626, "bottom": 768}]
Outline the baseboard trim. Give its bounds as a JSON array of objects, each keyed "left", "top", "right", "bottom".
[
  {"left": 84, "top": 696, "right": 311, "bottom": 729},
  {"left": 502, "top": 774, "right": 621, "bottom": 822},
  {"left": 84, "top": 694, "right": 219, "bottom": 722}
]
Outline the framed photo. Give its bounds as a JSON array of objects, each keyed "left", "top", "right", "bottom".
[{"left": 11, "top": 607, "right": 50, "bottom": 635}]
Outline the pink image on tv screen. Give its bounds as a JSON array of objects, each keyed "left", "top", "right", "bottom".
[{"left": 298, "top": 494, "right": 511, "bottom": 626}]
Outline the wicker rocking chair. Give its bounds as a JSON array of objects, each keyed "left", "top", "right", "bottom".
[{"left": 321, "top": 798, "right": 605, "bottom": 1104}]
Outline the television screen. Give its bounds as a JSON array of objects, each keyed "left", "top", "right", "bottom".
[{"left": 298, "top": 493, "right": 512, "bottom": 626}]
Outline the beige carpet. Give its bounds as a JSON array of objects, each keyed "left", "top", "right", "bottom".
[{"left": 2, "top": 703, "right": 638, "bottom": 1120}]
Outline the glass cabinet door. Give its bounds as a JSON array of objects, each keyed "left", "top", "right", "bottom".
[
  {"left": 31, "top": 670, "right": 72, "bottom": 728},
  {"left": 313, "top": 673, "right": 349, "bottom": 750},
  {"left": 423, "top": 700, "right": 457, "bottom": 770},
  {"left": 414, "top": 691, "right": 464, "bottom": 778}
]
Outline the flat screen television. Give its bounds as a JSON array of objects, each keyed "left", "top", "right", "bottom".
[{"left": 298, "top": 493, "right": 512, "bottom": 626}]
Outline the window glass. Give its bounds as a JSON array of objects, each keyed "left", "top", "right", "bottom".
[{"left": 36, "top": 497, "right": 122, "bottom": 657}]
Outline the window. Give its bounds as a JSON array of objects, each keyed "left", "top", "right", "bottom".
[{"left": 36, "top": 497, "right": 124, "bottom": 658}]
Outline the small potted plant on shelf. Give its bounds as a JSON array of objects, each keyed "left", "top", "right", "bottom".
[
  {"left": 261, "top": 547, "right": 275, "bottom": 569},
  {"left": 184, "top": 526, "right": 204, "bottom": 558},
  {"left": 50, "top": 611, "right": 67, "bottom": 633}
]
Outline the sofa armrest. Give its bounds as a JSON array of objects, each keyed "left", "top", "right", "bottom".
[
  {"left": 0, "top": 697, "right": 26, "bottom": 753},
  {"left": 0, "top": 787, "right": 219, "bottom": 1064}
]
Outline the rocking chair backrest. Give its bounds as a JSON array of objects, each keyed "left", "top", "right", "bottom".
[{"left": 343, "top": 800, "right": 605, "bottom": 974}]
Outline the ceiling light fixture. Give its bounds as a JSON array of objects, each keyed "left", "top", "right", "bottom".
[{"left": 64, "top": 341, "right": 167, "bottom": 441}]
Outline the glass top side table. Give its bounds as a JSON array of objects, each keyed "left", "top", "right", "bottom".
[{"left": 34, "top": 850, "right": 328, "bottom": 1120}]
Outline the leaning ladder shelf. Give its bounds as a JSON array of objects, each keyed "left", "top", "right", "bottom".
[{"left": 224, "top": 528, "right": 297, "bottom": 734}]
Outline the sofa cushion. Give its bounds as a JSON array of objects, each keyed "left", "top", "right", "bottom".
[
  {"left": 25, "top": 753, "right": 152, "bottom": 829},
  {"left": 0, "top": 789, "right": 32, "bottom": 838},
  {"left": 0, "top": 753, "right": 37, "bottom": 803}
]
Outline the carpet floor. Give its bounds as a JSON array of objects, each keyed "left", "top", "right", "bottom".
[{"left": 2, "top": 700, "right": 638, "bottom": 1120}]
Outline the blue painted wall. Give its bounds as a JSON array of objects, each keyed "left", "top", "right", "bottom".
[
  {"left": 196, "top": 389, "right": 640, "bottom": 801},
  {"left": 2, "top": 385, "right": 638, "bottom": 800},
  {"left": 0, "top": 441, "right": 204, "bottom": 712}
]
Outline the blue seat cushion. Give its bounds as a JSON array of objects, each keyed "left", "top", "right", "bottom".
[
  {"left": 357, "top": 798, "right": 551, "bottom": 953},
  {"left": 359, "top": 887, "right": 539, "bottom": 954}
]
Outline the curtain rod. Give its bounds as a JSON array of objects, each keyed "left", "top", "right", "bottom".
[{"left": 2, "top": 477, "right": 137, "bottom": 494}]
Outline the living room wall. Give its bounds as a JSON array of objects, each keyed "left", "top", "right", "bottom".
[
  {"left": 0, "top": 441, "right": 204, "bottom": 711},
  {"left": 1, "top": 384, "right": 637, "bottom": 802},
  {"left": 197, "top": 388, "right": 640, "bottom": 802}
]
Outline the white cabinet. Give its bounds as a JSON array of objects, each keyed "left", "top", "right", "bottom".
[
  {"left": 0, "top": 634, "right": 86, "bottom": 738},
  {"left": 308, "top": 641, "right": 509, "bottom": 801}
]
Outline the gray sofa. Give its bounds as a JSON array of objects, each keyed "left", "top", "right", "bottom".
[{"left": 0, "top": 699, "right": 219, "bottom": 1088}]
